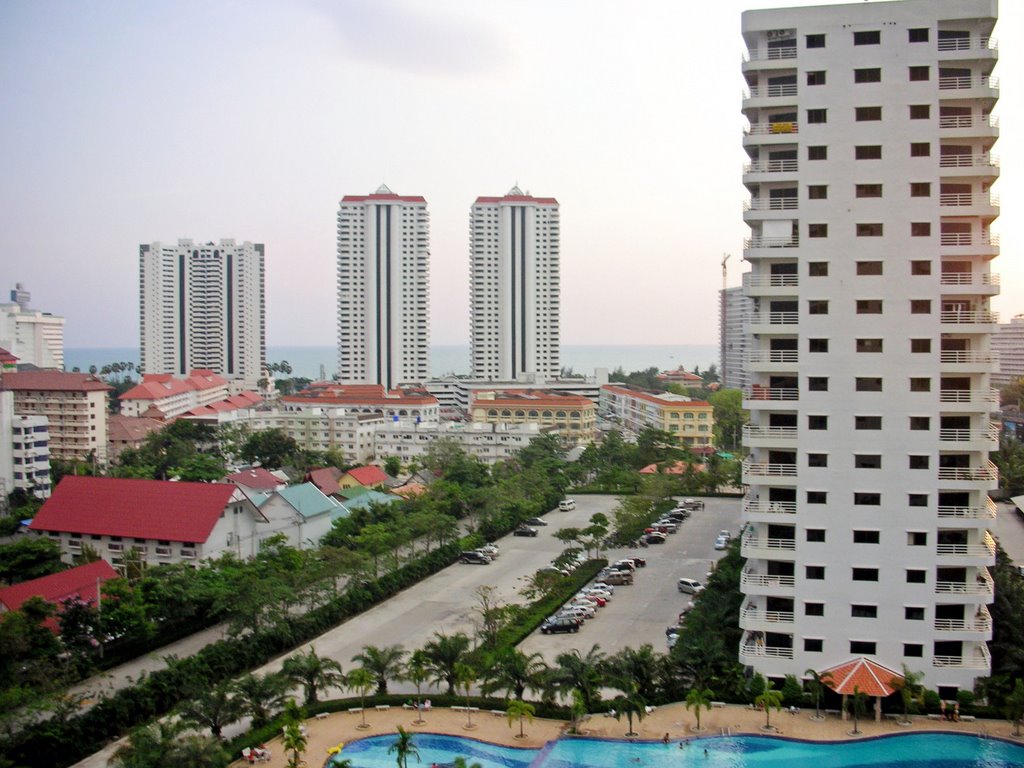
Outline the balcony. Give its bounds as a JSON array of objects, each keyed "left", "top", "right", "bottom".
[
  {"left": 938, "top": 74, "right": 999, "bottom": 98},
  {"left": 740, "top": 643, "right": 795, "bottom": 661},
  {"left": 742, "top": 460, "right": 798, "bottom": 486},
  {"left": 939, "top": 192, "right": 999, "bottom": 218},
  {"left": 746, "top": 350, "right": 798, "bottom": 366},
  {"left": 940, "top": 272, "right": 1000, "bottom": 297},
  {"left": 743, "top": 47, "right": 798, "bottom": 68},
  {"left": 741, "top": 534, "right": 797, "bottom": 560},
  {"left": 937, "top": 424, "right": 999, "bottom": 449},
  {"left": 939, "top": 154, "right": 1000, "bottom": 180},
  {"left": 743, "top": 273, "right": 798, "bottom": 295},
  {"left": 749, "top": 311, "right": 799, "bottom": 333},
  {"left": 934, "top": 606, "right": 992, "bottom": 634},
  {"left": 743, "top": 385, "right": 799, "bottom": 406},
  {"left": 742, "top": 424, "right": 797, "bottom": 445},
  {"left": 744, "top": 197, "right": 799, "bottom": 211},
  {"left": 939, "top": 388, "right": 999, "bottom": 410},
  {"left": 745, "top": 83, "right": 798, "bottom": 99},
  {"left": 935, "top": 569, "right": 993, "bottom": 598},
  {"left": 744, "top": 236, "right": 799, "bottom": 253},
  {"left": 937, "top": 499, "right": 996, "bottom": 520},
  {"left": 933, "top": 643, "right": 991, "bottom": 670},
  {"left": 937, "top": 36, "right": 997, "bottom": 55},
  {"left": 743, "top": 122, "right": 799, "bottom": 145},
  {"left": 939, "top": 309, "right": 999, "bottom": 329},
  {"left": 741, "top": 570, "right": 796, "bottom": 594},
  {"left": 939, "top": 351, "right": 998, "bottom": 372},
  {"left": 743, "top": 498, "right": 797, "bottom": 517},
  {"left": 740, "top": 607, "right": 795, "bottom": 631},
  {"left": 743, "top": 159, "right": 799, "bottom": 176},
  {"left": 937, "top": 461, "right": 998, "bottom": 484},
  {"left": 155, "top": 546, "right": 172, "bottom": 558},
  {"left": 936, "top": 535, "right": 996, "bottom": 563}
]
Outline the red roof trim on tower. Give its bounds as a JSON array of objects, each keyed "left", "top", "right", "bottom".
[
  {"left": 2, "top": 371, "right": 112, "bottom": 393},
  {"left": 474, "top": 195, "right": 558, "bottom": 205},
  {"left": 341, "top": 194, "right": 427, "bottom": 203}
]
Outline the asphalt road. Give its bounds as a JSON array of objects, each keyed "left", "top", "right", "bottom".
[{"left": 993, "top": 500, "right": 1024, "bottom": 567}]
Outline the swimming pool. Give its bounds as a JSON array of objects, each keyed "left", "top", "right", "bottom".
[{"left": 329, "top": 732, "right": 1024, "bottom": 768}]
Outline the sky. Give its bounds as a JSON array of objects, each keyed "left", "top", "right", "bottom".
[{"left": 0, "top": 0, "right": 1019, "bottom": 349}]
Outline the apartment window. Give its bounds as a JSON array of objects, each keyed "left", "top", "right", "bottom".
[
  {"left": 851, "top": 605, "right": 878, "bottom": 618},
  {"left": 856, "top": 184, "right": 882, "bottom": 198},
  {"left": 854, "top": 68, "right": 881, "bottom": 83},
  {"left": 908, "top": 531, "right": 928, "bottom": 546},
  {"left": 808, "top": 145, "right": 827, "bottom": 160},
  {"left": 856, "top": 377, "right": 882, "bottom": 392},
  {"left": 809, "top": 223, "right": 828, "bottom": 238},
  {"left": 807, "top": 490, "right": 828, "bottom": 504},
  {"left": 856, "top": 300, "right": 882, "bottom": 314},
  {"left": 910, "top": 378, "right": 931, "bottom": 392},
  {"left": 809, "top": 261, "right": 829, "bottom": 276},
  {"left": 857, "top": 223, "right": 883, "bottom": 237},
  {"left": 808, "top": 415, "right": 828, "bottom": 430},
  {"left": 856, "top": 106, "right": 882, "bottom": 121},
  {"left": 909, "top": 455, "right": 930, "bottom": 469},
  {"left": 805, "top": 602, "right": 825, "bottom": 615},
  {"left": 905, "top": 606, "right": 925, "bottom": 620},
  {"left": 911, "top": 142, "right": 931, "bottom": 157},
  {"left": 808, "top": 299, "right": 829, "bottom": 314},
  {"left": 808, "top": 185, "right": 828, "bottom": 199},
  {"left": 807, "top": 71, "right": 826, "bottom": 86},
  {"left": 908, "top": 494, "right": 928, "bottom": 507},
  {"left": 808, "top": 453, "right": 828, "bottom": 467},
  {"left": 806, "top": 565, "right": 825, "bottom": 580},
  {"left": 806, "top": 34, "right": 825, "bottom": 48},
  {"left": 911, "top": 260, "right": 932, "bottom": 275},
  {"left": 904, "top": 644, "right": 924, "bottom": 657},
  {"left": 909, "top": 104, "right": 931, "bottom": 119},
  {"left": 809, "top": 338, "right": 829, "bottom": 353},
  {"left": 908, "top": 65, "right": 930, "bottom": 82},
  {"left": 908, "top": 28, "right": 929, "bottom": 43},
  {"left": 807, "top": 109, "right": 828, "bottom": 124},
  {"left": 854, "top": 30, "right": 880, "bottom": 45},
  {"left": 906, "top": 569, "right": 926, "bottom": 583},
  {"left": 909, "top": 415, "right": 930, "bottom": 429},
  {"left": 850, "top": 640, "right": 877, "bottom": 654},
  {"left": 911, "top": 222, "right": 931, "bottom": 237},
  {"left": 857, "top": 261, "right": 883, "bottom": 276},
  {"left": 856, "top": 145, "right": 882, "bottom": 160},
  {"left": 855, "top": 492, "right": 881, "bottom": 506},
  {"left": 855, "top": 454, "right": 882, "bottom": 469},
  {"left": 853, "top": 530, "right": 880, "bottom": 544},
  {"left": 855, "top": 416, "right": 882, "bottom": 430},
  {"left": 805, "top": 638, "right": 824, "bottom": 652},
  {"left": 806, "top": 529, "right": 826, "bottom": 542},
  {"left": 808, "top": 376, "right": 828, "bottom": 391},
  {"left": 857, "top": 338, "right": 883, "bottom": 353},
  {"left": 910, "top": 299, "right": 931, "bottom": 314},
  {"left": 852, "top": 567, "right": 879, "bottom": 581}
]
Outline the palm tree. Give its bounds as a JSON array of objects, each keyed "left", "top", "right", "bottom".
[
  {"left": 172, "top": 735, "right": 229, "bottom": 768},
  {"left": 552, "top": 645, "right": 606, "bottom": 713},
  {"left": 405, "top": 650, "right": 431, "bottom": 724},
  {"left": 506, "top": 699, "right": 535, "bottom": 738},
  {"left": 612, "top": 687, "right": 647, "bottom": 737},
  {"left": 1005, "top": 678, "right": 1024, "bottom": 737},
  {"left": 232, "top": 672, "right": 289, "bottom": 729},
  {"left": 282, "top": 700, "right": 308, "bottom": 768},
  {"left": 282, "top": 647, "right": 345, "bottom": 705},
  {"left": 112, "top": 721, "right": 184, "bottom": 768},
  {"left": 755, "top": 679, "right": 783, "bottom": 731},
  {"left": 388, "top": 725, "right": 419, "bottom": 768},
  {"left": 685, "top": 687, "right": 713, "bottom": 732},
  {"left": 422, "top": 632, "right": 472, "bottom": 695},
  {"left": 482, "top": 649, "right": 547, "bottom": 700},
  {"left": 453, "top": 758, "right": 482, "bottom": 768},
  {"left": 890, "top": 665, "right": 924, "bottom": 725},
  {"left": 347, "top": 667, "right": 375, "bottom": 729},
  {"left": 848, "top": 685, "right": 868, "bottom": 735},
  {"left": 352, "top": 644, "right": 407, "bottom": 695},
  {"left": 455, "top": 662, "right": 477, "bottom": 729},
  {"left": 804, "top": 668, "right": 834, "bottom": 721},
  {"left": 604, "top": 645, "right": 661, "bottom": 703},
  {"left": 178, "top": 681, "right": 244, "bottom": 740}
]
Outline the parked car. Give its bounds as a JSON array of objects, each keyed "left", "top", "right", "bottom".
[
  {"left": 646, "top": 532, "right": 667, "bottom": 544},
  {"left": 525, "top": 517, "right": 548, "bottom": 527},
  {"left": 559, "top": 604, "right": 595, "bottom": 620},
  {"left": 714, "top": 535, "right": 729, "bottom": 550},
  {"left": 677, "top": 577, "right": 705, "bottom": 594},
  {"left": 541, "top": 616, "right": 580, "bottom": 634},
  {"left": 612, "top": 561, "right": 635, "bottom": 572},
  {"left": 601, "top": 570, "right": 634, "bottom": 585},
  {"left": 478, "top": 543, "right": 499, "bottom": 557},
  {"left": 583, "top": 586, "right": 613, "bottom": 599},
  {"left": 667, "top": 510, "right": 690, "bottom": 521},
  {"left": 513, "top": 525, "right": 539, "bottom": 537},
  {"left": 573, "top": 593, "right": 606, "bottom": 607},
  {"left": 559, "top": 498, "right": 577, "bottom": 511},
  {"left": 459, "top": 551, "right": 491, "bottom": 565},
  {"left": 537, "top": 565, "right": 569, "bottom": 577},
  {"left": 667, "top": 632, "right": 679, "bottom": 649},
  {"left": 618, "top": 557, "right": 646, "bottom": 568},
  {"left": 719, "top": 530, "right": 732, "bottom": 540}
]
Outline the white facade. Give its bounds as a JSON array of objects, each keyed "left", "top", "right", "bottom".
[
  {"left": 373, "top": 420, "right": 543, "bottom": 465},
  {"left": 424, "top": 370, "right": 609, "bottom": 419},
  {"left": 337, "top": 186, "right": 430, "bottom": 387},
  {"left": 470, "top": 187, "right": 561, "bottom": 380},
  {"left": 10, "top": 415, "right": 51, "bottom": 498},
  {"left": 740, "top": 0, "right": 998, "bottom": 695},
  {"left": 0, "top": 284, "right": 64, "bottom": 370},
  {"left": 991, "top": 315, "right": 1024, "bottom": 388},
  {"left": 139, "top": 239, "right": 266, "bottom": 387},
  {"left": 720, "top": 285, "right": 753, "bottom": 391}
]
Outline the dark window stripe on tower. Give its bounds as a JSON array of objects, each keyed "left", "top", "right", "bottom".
[
  {"left": 385, "top": 205, "right": 393, "bottom": 390},
  {"left": 510, "top": 206, "right": 517, "bottom": 375},
  {"left": 520, "top": 206, "right": 526, "bottom": 375},
  {"left": 178, "top": 252, "right": 187, "bottom": 375},
  {"left": 375, "top": 205, "right": 382, "bottom": 386},
  {"left": 226, "top": 252, "right": 234, "bottom": 374}
]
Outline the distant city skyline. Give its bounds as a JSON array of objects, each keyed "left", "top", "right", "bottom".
[{"left": 1, "top": 0, "right": 1020, "bottom": 348}]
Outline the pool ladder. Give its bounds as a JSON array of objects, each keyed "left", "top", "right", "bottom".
[{"left": 720, "top": 727, "right": 732, "bottom": 737}]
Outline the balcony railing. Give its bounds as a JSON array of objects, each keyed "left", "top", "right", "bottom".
[
  {"left": 742, "top": 534, "right": 797, "bottom": 551},
  {"left": 940, "top": 272, "right": 999, "bottom": 286},
  {"left": 743, "top": 460, "right": 798, "bottom": 478},
  {"left": 743, "top": 160, "right": 799, "bottom": 174},
  {"left": 939, "top": 388, "right": 999, "bottom": 405},
  {"left": 744, "top": 236, "right": 799, "bottom": 249},
  {"left": 938, "top": 425, "right": 1000, "bottom": 443},
  {"left": 934, "top": 607, "right": 992, "bottom": 633},
  {"left": 746, "top": 350, "right": 799, "bottom": 365},
  {"left": 936, "top": 462, "right": 998, "bottom": 482},
  {"left": 935, "top": 540, "right": 996, "bottom": 558},
  {"left": 934, "top": 578, "right": 994, "bottom": 596},
  {"left": 743, "top": 386, "right": 799, "bottom": 402},
  {"left": 155, "top": 546, "right": 172, "bottom": 557},
  {"left": 940, "top": 192, "right": 999, "bottom": 207},
  {"left": 743, "top": 425, "right": 798, "bottom": 441},
  {"left": 749, "top": 311, "right": 798, "bottom": 325},
  {"left": 939, "top": 153, "right": 999, "bottom": 169},
  {"left": 939, "top": 351, "right": 998, "bottom": 365},
  {"left": 746, "top": 47, "right": 797, "bottom": 62},
  {"left": 746, "top": 83, "right": 799, "bottom": 98},
  {"left": 933, "top": 644, "right": 991, "bottom": 669},
  {"left": 743, "top": 499, "right": 797, "bottom": 516},
  {"left": 938, "top": 75, "right": 998, "bottom": 91},
  {"left": 939, "top": 309, "right": 999, "bottom": 324},
  {"left": 937, "top": 36, "right": 997, "bottom": 52},
  {"left": 744, "top": 197, "right": 799, "bottom": 211},
  {"left": 937, "top": 500, "right": 997, "bottom": 520},
  {"left": 746, "top": 121, "right": 800, "bottom": 136},
  {"left": 741, "top": 571, "right": 796, "bottom": 589},
  {"left": 741, "top": 607, "right": 795, "bottom": 625},
  {"left": 939, "top": 113, "right": 999, "bottom": 130},
  {"left": 939, "top": 233, "right": 999, "bottom": 248},
  {"left": 741, "top": 643, "right": 795, "bottom": 659},
  {"left": 743, "top": 273, "right": 798, "bottom": 290}
]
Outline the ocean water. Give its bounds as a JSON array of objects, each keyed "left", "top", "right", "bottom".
[{"left": 64, "top": 344, "right": 718, "bottom": 381}]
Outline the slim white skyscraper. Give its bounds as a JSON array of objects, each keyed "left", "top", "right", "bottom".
[
  {"left": 720, "top": 285, "right": 753, "bottom": 391},
  {"left": 336, "top": 186, "right": 430, "bottom": 387},
  {"left": 470, "top": 187, "right": 560, "bottom": 380},
  {"left": 740, "top": 0, "right": 998, "bottom": 696},
  {"left": 0, "top": 284, "right": 64, "bottom": 370},
  {"left": 139, "top": 239, "right": 265, "bottom": 386}
]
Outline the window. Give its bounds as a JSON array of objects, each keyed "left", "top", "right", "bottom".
[
  {"left": 806, "top": 565, "right": 825, "bottom": 580},
  {"left": 808, "top": 377, "right": 828, "bottom": 391},
  {"left": 856, "top": 145, "right": 882, "bottom": 160},
  {"left": 909, "top": 415, "right": 930, "bottom": 429},
  {"left": 909, "top": 104, "right": 931, "bottom": 119},
  {"left": 857, "top": 300, "right": 882, "bottom": 314},
  {"left": 857, "top": 223, "right": 883, "bottom": 237},
  {"left": 809, "top": 338, "right": 829, "bottom": 353},
  {"left": 806, "top": 33, "right": 825, "bottom": 48},
  {"left": 808, "top": 145, "right": 827, "bottom": 160},
  {"left": 854, "top": 30, "right": 880, "bottom": 45},
  {"left": 807, "top": 490, "right": 828, "bottom": 504},
  {"left": 852, "top": 567, "right": 879, "bottom": 581},
  {"left": 908, "top": 28, "right": 929, "bottom": 43},
  {"left": 908, "top": 65, "right": 930, "bottom": 81},
  {"left": 852, "top": 604, "right": 878, "bottom": 618},
  {"left": 809, "top": 261, "right": 829, "bottom": 276},
  {"left": 808, "top": 299, "right": 829, "bottom": 314},
  {"left": 905, "top": 606, "right": 925, "bottom": 620},
  {"left": 907, "top": 531, "right": 927, "bottom": 546},
  {"left": 853, "top": 530, "right": 880, "bottom": 544},
  {"left": 855, "top": 416, "right": 882, "bottom": 430},
  {"left": 807, "top": 71, "right": 826, "bottom": 86},
  {"left": 904, "top": 644, "right": 924, "bottom": 657},
  {"left": 805, "top": 602, "right": 825, "bottom": 615},
  {"left": 808, "top": 453, "right": 828, "bottom": 467},
  {"left": 807, "top": 109, "right": 827, "bottom": 124},
  {"left": 911, "top": 260, "right": 932, "bottom": 275},
  {"left": 909, "top": 455, "right": 930, "bottom": 469},
  {"left": 910, "top": 182, "right": 931, "bottom": 197},
  {"left": 911, "top": 142, "right": 931, "bottom": 157},
  {"left": 806, "top": 529, "right": 826, "bottom": 542},
  {"left": 808, "top": 185, "right": 828, "bottom": 199},
  {"left": 856, "top": 106, "right": 882, "bottom": 121},
  {"left": 906, "top": 569, "right": 926, "bottom": 583},
  {"left": 910, "top": 378, "right": 931, "bottom": 392},
  {"left": 856, "top": 183, "right": 883, "bottom": 198},
  {"left": 911, "top": 223, "right": 931, "bottom": 237},
  {"left": 855, "top": 454, "right": 882, "bottom": 468},
  {"left": 857, "top": 261, "right": 883, "bottom": 276},
  {"left": 856, "top": 377, "right": 882, "bottom": 392},
  {"left": 855, "top": 492, "right": 881, "bottom": 506},
  {"left": 857, "top": 338, "right": 883, "bottom": 353},
  {"left": 854, "top": 68, "right": 881, "bottom": 83},
  {"left": 908, "top": 493, "right": 928, "bottom": 507},
  {"left": 910, "top": 299, "right": 931, "bottom": 313},
  {"left": 805, "top": 638, "right": 824, "bottom": 652},
  {"left": 850, "top": 640, "right": 877, "bottom": 654},
  {"left": 809, "top": 223, "right": 828, "bottom": 238},
  {"left": 808, "top": 415, "right": 828, "bottom": 430}
]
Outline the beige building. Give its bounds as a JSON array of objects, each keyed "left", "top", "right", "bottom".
[
  {"left": 600, "top": 384, "right": 714, "bottom": 449},
  {"left": 470, "top": 390, "right": 596, "bottom": 442}
]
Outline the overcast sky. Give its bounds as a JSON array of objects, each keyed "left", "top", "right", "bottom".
[{"left": 0, "top": 0, "right": 1019, "bottom": 348}]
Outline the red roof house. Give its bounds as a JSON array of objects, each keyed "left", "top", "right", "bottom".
[
  {"left": 341, "top": 465, "right": 391, "bottom": 489},
  {"left": 0, "top": 560, "right": 118, "bottom": 622},
  {"left": 224, "top": 467, "right": 286, "bottom": 492},
  {"left": 307, "top": 467, "right": 345, "bottom": 497}
]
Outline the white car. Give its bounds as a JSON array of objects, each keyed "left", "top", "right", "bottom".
[
  {"left": 559, "top": 498, "right": 577, "bottom": 511},
  {"left": 714, "top": 536, "right": 729, "bottom": 550},
  {"left": 719, "top": 530, "right": 731, "bottom": 540},
  {"left": 589, "top": 582, "right": 615, "bottom": 595},
  {"left": 559, "top": 605, "right": 595, "bottom": 620},
  {"left": 678, "top": 578, "right": 705, "bottom": 595},
  {"left": 583, "top": 587, "right": 613, "bottom": 600},
  {"left": 478, "top": 543, "right": 499, "bottom": 557}
]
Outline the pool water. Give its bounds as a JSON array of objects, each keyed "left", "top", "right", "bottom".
[{"left": 329, "top": 732, "right": 1024, "bottom": 768}]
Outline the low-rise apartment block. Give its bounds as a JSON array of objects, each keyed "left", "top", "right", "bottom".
[
  {"left": 470, "top": 390, "right": 596, "bottom": 442},
  {"left": 374, "top": 420, "right": 545, "bottom": 465},
  {"left": 600, "top": 384, "right": 714, "bottom": 449}
]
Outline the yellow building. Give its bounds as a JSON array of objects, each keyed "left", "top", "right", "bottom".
[
  {"left": 600, "top": 384, "right": 714, "bottom": 449},
  {"left": 470, "top": 390, "right": 596, "bottom": 442}
]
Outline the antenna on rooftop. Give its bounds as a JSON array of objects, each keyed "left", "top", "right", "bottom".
[{"left": 721, "top": 253, "right": 730, "bottom": 291}]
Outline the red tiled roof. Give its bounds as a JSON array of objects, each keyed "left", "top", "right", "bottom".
[
  {"left": 121, "top": 371, "right": 228, "bottom": 401},
  {"left": 341, "top": 193, "right": 426, "bottom": 203},
  {"left": 224, "top": 468, "right": 283, "bottom": 491},
  {"left": 821, "top": 657, "right": 903, "bottom": 697},
  {"left": 29, "top": 476, "right": 239, "bottom": 543},
  {"left": 345, "top": 466, "right": 389, "bottom": 487},
  {"left": 602, "top": 384, "right": 710, "bottom": 409},
  {"left": 474, "top": 194, "right": 558, "bottom": 205},
  {"left": 307, "top": 467, "right": 344, "bottom": 496},
  {"left": 472, "top": 390, "right": 593, "bottom": 409},
  {"left": 0, "top": 561, "right": 117, "bottom": 613},
  {"left": 2, "top": 371, "right": 111, "bottom": 393},
  {"left": 283, "top": 383, "right": 437, "bottom": 408},
  {"left": 0, "top": 346, "right": 18, "bottom": 364},
  {"left": 107, "top": 415, "right": 164, "bottom": 444},
  {"left": 638, "top": 461, "right": 705, "bottom": 475},
  {"left": 392, "top": 482, "right": 426, "bottom": 499}
]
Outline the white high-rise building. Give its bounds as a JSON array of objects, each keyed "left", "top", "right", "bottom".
[
  {"left": 720, "top": 285, "right": 753, "bottom": 391},
  {"left": 139, "top": 239, "right": 265, "bottom": 387},
  {"left": 470, "top": 187, "right": 560, "bottom": 381},
  {"left": 991, "top": 315, "right": 1024, "bottom": 389},
  {"left": 336, "top": 186, "right": 430, "bottom": 387},
  {"left": 0, "top": 284, "right": 65, "bottom": 370},
  {"left": 740, "top": 0, "right": 998, "bottom": 696}
]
